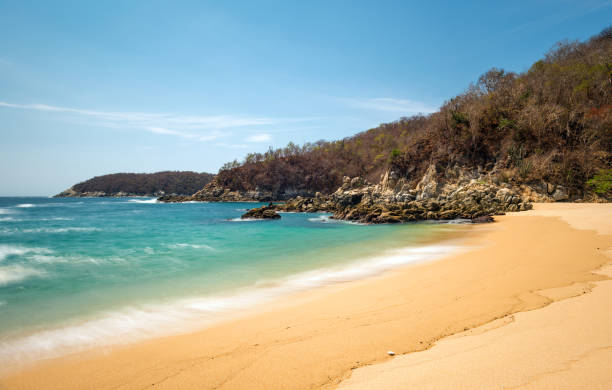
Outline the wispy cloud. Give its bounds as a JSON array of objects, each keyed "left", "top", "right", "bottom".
[
  {"left": 246, "top": 133, "right": 271, "bottom": 142},
  {"left": 0, "top": 101, "right": 303, "bottom": 142},
  {"left": 343, "top": 98, "right": 436, "bottom": 114}
]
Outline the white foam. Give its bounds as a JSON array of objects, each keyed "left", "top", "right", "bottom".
[
  {"left": 128, "top": 198, "right": 158, "bottom": 204},
  {"left": 0, "top": 245, "right": 52, "bottom": 262},
  {"left": 308, "top": 215, "right": 334, "bottom": 223},
  {"left": 0, "top": 217, "right": 71, "bottom": 223},
  {"left": 169, "top": 243, "right": 216, "bottom": 251},
  {"left": 0, "top": 264, "right": 45, "bottom": 286},
  {"left": 0, "top": 208, "right": 15, "bottom": 215},
  {"left": 3, "top": 227, "right": 101, "bottom": 234},
  {"left": 228, "top": 217, "right": 259, "bottom": 222},
  {"left": 15, "top": 204, "right": 35, "bottom": 208},
  {"left": 308, "top": 215, "right": 365, "bottom": 225},
  {"left": 0, "top": 242, "right": 464, "bottom": 368}
]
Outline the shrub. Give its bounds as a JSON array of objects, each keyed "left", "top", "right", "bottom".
[{"left": 587, "top": 169, "right": 612, "bottom": 194}]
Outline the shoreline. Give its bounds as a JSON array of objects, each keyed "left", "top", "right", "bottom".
[
  {"left": 339, "top": 203, "right": 612, "bottom": 389},
  {"left": 1, "top": 203, "right": 611, "bottom": 389},
  {"left": 0, "top": 219, "right": 469, "bottom": 372}
]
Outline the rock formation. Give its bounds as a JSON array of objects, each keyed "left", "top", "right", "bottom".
[
  {"left": 241, "top": 204, "right": 281, "bottom": 220},
  {"left": 160, "top": 164, "right": 607, "bottom": 224},
  {"left": 274, "top": 165, "right": 534, "bottom": 223}
]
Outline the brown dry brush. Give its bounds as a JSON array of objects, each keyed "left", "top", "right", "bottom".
[{"left": 216, "top": 27, "right": 612, "bottom": 197}]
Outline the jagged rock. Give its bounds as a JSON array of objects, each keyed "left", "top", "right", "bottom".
[
  {"left": 157, "top": 195, "right": 191, "bottom": 203},
  {"left": 241, "top": 204, "right": 281, "bottom": 220},
  {"left": 552, "top": 186, "right": 569, "bottom": 201},
  {"left": 416, "top": 164, "right": 438, "bottom": 201},
  {"left": 161, "top": 165, "right": 549, "bottom": 224}
]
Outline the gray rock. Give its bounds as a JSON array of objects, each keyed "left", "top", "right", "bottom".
[{"left": 552, "top": 187, "right": 569, "bottom": 201}]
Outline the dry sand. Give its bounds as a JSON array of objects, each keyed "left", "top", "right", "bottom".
[
  {"left": 1, "top": 203, "right": 610, "bottom": 389},
  {"left": 339, "top": 203, "right": 612, "bottom": 390}
]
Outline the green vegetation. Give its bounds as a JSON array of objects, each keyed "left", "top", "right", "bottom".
[
  {"left": 215, "top": 27, "right": 612, "bottom": 198},
  {"left": 69, "top": 171, "right": 214, "bottom": 196},
  {"left": 587, "top": 169, "right": 612, "bottom": 194}
]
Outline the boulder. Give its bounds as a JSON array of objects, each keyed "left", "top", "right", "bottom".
[
  {"left": 552, "top": 186, "right": 569, "bottom": 201},
  {"left": 241, "top": 204, "right": 281, "bottom": 220}
]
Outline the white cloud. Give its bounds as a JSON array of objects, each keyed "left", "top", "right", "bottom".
[
  {"left": 343, "top": 98, "right": 436, "bottom": 114},
  {"left": 246, "top": 133, "right": 271, "bottom": 142},
  {"left": 0, "top": 101, "right": 302, "bottom": 141}
]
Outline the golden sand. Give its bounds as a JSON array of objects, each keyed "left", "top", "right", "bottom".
[{"left": 1, "top": 203, "right": 611, "bottom": 389}]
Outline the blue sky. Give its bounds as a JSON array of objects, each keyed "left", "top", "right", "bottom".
[{"left": 1, "top": 0, "right": 611, "bottom": 196}]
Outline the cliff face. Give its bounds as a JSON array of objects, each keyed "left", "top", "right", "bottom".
[
  {"left": 274, "top": 165, "right": 532, "bottom": 223},
  {"left": 159, "top": 163, "right": 608, "bottom": 224},
  {"left": 55, "top": 171, "right": 214, "bottom": 198}
]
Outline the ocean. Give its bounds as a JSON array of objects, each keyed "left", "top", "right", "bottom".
[{"left": 0, "top": 197, "right": 464, "bottom": 367}]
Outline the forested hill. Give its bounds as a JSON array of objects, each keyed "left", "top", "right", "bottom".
[
  {"left": 55, "top": 171, "right": 214, "bottom": 197},
  {"left": 214, "top": 27, "right": 612, "bottom": 199}
]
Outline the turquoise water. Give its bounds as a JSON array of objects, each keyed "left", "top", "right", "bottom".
[{"left": 0, "top": 197, "right": 461, "bottom": 365}]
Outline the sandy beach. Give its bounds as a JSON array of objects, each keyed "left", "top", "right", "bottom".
[{"left": 1, "top": 203, "right": 611, "bottom": 389}]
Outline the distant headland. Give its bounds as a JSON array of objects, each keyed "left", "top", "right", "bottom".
[{"left": 54, "top": 171, "right": 214, "bottom": 198}]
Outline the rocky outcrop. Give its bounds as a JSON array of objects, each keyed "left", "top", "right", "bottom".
[
  {"left": 275, "top": 165, "right": 534, "bottom": 224},
  {"left": 241, "top": 204, "right": 281, "bottom": 220},
  {"left": 159, "top": 163, "right": 607, "bottom": 224},
  {"left": 55, "top": 187, "right": 168, "bottom": 198}
]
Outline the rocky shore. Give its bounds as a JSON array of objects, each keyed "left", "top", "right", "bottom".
[
  {"left": 158, "top": 181, "right": 277, "bottom": 203},
  {"left": 273, "top": 165, "right": 534, "bottom": 223},
  {"left": 55, "top": 188, "right": 170, "bottom": 198},
  {"left": 159, "top": 164, "right": 607, "bottom": 224}
]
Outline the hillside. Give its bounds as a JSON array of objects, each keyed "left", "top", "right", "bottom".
[
  {"left": 202, "top": 27, "right": 611, "bottom": 202},
  {"left": 55, "top": 171, "right": 214, "bottom": 197}
]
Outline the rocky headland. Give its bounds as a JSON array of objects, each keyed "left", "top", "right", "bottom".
[
  {"left": 55, "top": 171, "right": 214, "bottom": 198},
  {"left": 158, "top": 163, "right": 607, "bottom": 224}
]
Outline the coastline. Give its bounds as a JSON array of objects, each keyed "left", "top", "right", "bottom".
[{"left": 1, "top": 203, "right": 611, "bottom": 389}]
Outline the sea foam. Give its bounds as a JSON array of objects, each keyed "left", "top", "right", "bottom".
[
  {"left": 0, "top": 264, "right": 45, "bottom": 287},
  {"left": 0, "top": 242, "right": 461, "bottom": 368},
  {"left": 0, "top": 245, "right": 52, "bottom": 262},
  {"left": 2, "top": 227, "right": 101, "bottom": 234},
  {"left": 169, "top": 243, "right": 216, "bottom": 251},
  {"left": 127, "top": 198, "right": 158, "bottom": 204}
]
